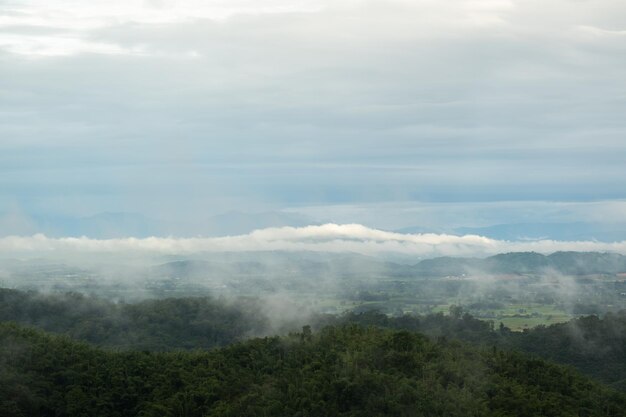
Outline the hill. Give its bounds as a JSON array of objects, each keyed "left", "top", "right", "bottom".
[
  {"left": 0, "top": 289, "right": 270, "bottom": 350},
  {"left": 2, "top": 322, "right": 625, "bottom": 417},
  {"left": 333, "top": 309, "right": 626, "bottom": 391},
  {"left": 412, "top": 251, "right": 626, "bottom": 276},
  {"left": 4, "top": 288, "right": 626, "bottom": 392}
]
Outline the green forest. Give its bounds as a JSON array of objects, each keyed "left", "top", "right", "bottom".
[
  {"left": 2, "top": 288, "right": 626, "bottom": 416},
  {"left": 3, "top": 322, "right": 626, "bottom": 417}
]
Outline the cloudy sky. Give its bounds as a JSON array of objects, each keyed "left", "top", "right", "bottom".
[{"left": 1, "top": 0, "right": 626, "bottom": 236}]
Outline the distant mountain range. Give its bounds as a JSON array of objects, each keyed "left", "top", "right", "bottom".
[
  {"left": 151, "top": 251, "right": 626, "bottom": 280},
  {"left": 0, "top": 210, "right": 319, "bottom": 238},
  {"left": 395, "top": 222, "right": 626, "bottom": 242},
  {"left": 3, "top": 209, "right": 626, "bottom": 243},
  {"left": 454, "top": 222, "right": 626, "bottom": 242},
  {"left": 413, "top": 251, "right": 626, "bottom": 276},
  {"left": 3, "top": 251, "right": 626, "bottom": 299},
  {"left": 204, "top": 211, "right": 318, "bottom": 236}
]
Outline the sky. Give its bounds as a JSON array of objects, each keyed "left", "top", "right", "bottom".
[{"left": 1, "top": 0, "right": 626, "bottom": 240}]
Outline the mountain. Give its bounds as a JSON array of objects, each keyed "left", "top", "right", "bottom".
[
  {"left": 393, "top": 225, "right": 448, "bottom": 234},
  {"left": 0, "top": 212, "right": 169, "bottom": 238},
  {"left": 412, "top": 256, "right": 483, "bottom": 276},
  {"left": 73, "top": 212, "right": 166, "bottom": 238},
  {"left": 0, "top": 210, "right": 319, "bottom": 238},
  {"left": 454, "top": 222, "right": 626, "bottom": 242},
  {"left": 151, "top": 251, "right": 412, "bottom": 282},
  {"left": 393, "top": 222, "right": 626, "bottom": 242},
  {"left": 200, "top": 210, "right": 319, "bottom": 236},
  {"left": 412, "top": 251, "right": 626, "bottom": 276},
  {"left": 147, "top": 251, "right": 626, "bottom": 283}
]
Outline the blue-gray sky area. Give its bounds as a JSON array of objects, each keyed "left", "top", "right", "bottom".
[{"left": 1, "top": 0, "right": 626, "bottom": 241}]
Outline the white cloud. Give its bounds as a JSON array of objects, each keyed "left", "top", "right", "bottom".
[
  {"left": 1, "top": 0, "right": 625, "bottom": 214},
  {"left": 0, "top": 33, "right": 146, "bottom": 56},
  {"left": 0, "top": 0, "right": 326, "bottom": 56},
  {"left": 577, "top": 25, "right": 626, "bottom": 37},
  {"left": 1, "top": 224, "right": 625, "bottom": 258},
  {"left": 0, "top": 0, "right": 326, "bottom": 31},
  {"left": 2, "top": 0, "right": 624, "bottom": 56}
]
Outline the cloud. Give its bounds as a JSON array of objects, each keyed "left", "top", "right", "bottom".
[
  {"left": 0, "top": 33, "right": 146, "bottom": 56},
  {"left": 0, "top": 0, "right": 327, "bottom": 56},
  {"left": 1, "top": 224, "right": 626, "bottom": 258},
  {"left": 1, "top": 0, "right": 625, "bottom": 215}
]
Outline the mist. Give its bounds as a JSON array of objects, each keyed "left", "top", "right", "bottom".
[{"left": 2, "top": 224, "right": 626, "bottom": 259}]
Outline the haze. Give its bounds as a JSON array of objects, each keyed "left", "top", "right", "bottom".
[{"left": 1, "top": 0, "right": 626, "bottom": 245}]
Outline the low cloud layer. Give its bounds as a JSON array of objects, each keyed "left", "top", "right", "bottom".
[{"left": 2, "top": 224, "right": 626, "bottom": 259}]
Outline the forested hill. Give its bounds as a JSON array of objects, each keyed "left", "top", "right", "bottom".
[
  {"left": 412, "top": 251, "right": 626, "bottom": 276},
  {"left": 143, "top": 251, "right": 626, "bottom": 279},
  {"left": 4, "top": 288, "right": 626, "bottom": 391},
  {"left": 506, "top": 313, "right": 626, "bottom": 390},
  {"left": 331, "top": 310, "right": 626, "bottom": 391},
  {"left": 2, "top": 322, "right": 625, "bottom": 417},
  {"left": 0, "top": 288, "right": 271, "bottom": 350}
]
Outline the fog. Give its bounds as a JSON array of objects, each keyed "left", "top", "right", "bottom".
[
  {"left": 2, "top": 224, "right": 626, "bottom": 259},
  {"left": 1, "top": 224, "right": 625, "bottom": 328}
]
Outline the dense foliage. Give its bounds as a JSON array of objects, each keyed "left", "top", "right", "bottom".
[
  {"left": 4, "top": 288, "right": 626, "bottom": 392},
  {"left": 333, "top": 309, "right": 626, "bottom": 390},
  {"left": 2, "top": 322, "right": 625, "bottom": 417},
  {"left": 507, "top": 312, "right": 626, "bottom": 390},
  {"left": 0, "top": 289, "right": 269, "bottom": 350},
  {"left": 327, "top": 309, "right": 498, "bottom": 345}
]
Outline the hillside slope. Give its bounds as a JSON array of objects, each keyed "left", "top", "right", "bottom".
[{"left": 1, "top": 322, "right": 625, "bottom": 417}]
